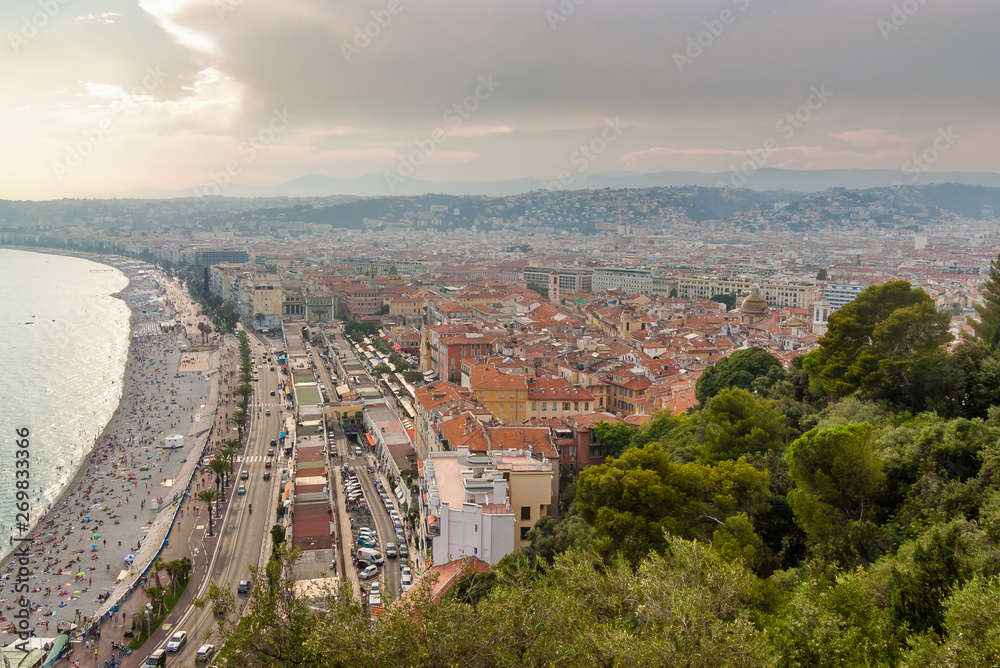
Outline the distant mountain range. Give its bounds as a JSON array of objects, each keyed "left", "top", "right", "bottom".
[{"left": 106, "top": 168, "right": 1000, "bottom": 200}]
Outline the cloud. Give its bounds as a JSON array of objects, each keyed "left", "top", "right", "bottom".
[{"left": 75, "top": 12, "right": 122, "bottom": 25}]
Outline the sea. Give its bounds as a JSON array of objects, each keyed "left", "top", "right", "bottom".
[{"left": 0, "top": 249, "right": 131, "bottom": 562}]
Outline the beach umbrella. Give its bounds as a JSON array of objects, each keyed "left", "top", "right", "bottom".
[{"left": 76, "top": 572, "right": 84, "bottom": 577}]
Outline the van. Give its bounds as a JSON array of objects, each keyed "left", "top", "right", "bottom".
[
  {"left": 357, "top": 547, "right": 383, "bottom": 564},
  {"left": 144, "top": 650, "right": 167, "bottom": 667}
]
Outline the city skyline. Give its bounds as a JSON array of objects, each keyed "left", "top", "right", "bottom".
[{"left": 2, "top": 0, "right": 997, "bottom": 200}]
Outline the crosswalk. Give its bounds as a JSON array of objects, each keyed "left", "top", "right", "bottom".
[{"left": 239, "top": 455, "right": 277, "bottom": 463}]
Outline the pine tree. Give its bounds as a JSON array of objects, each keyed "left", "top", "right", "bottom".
[{"left": 971, "top": 252, "right": 1000, "bottom": 347}]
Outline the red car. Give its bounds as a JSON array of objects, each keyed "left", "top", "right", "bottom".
[{"left": 264, "top": 460, "right": 272, "bottom": 469}]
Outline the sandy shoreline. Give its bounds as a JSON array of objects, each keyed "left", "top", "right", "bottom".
[{"left": 0, "top": 251, "right": 219, "bottom": 636}]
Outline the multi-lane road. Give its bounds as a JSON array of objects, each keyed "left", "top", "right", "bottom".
[
  {"left": 137, "top": 323, "right": 413, "bottom": 664},
  {"left": 161, "top": 330, "right": 287, "bottom": 666}
]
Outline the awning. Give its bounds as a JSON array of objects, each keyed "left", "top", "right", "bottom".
[
  {"left": 365, "top": 434, "right": 376, "bottom": 446},
  {"left": 280, "top": 431, "right": 286, "bottom": 439},
  {"left": 426, "top": 515, "right": 438, "bottom": 524}
]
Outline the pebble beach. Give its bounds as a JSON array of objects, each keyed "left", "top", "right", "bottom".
[{"left": 0, "top": 258, "right": 223, "bottom": 637}]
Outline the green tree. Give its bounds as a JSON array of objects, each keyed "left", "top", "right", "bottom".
[
  {"left": 694, "top": 387, "right": 786, "bottom": 464},
  {"left": 197, "top": 489, "right": 219, "bottom": 535},
  {"left": 710, "top": 292, "right": 738, "bottom": 311},
  {"left": 576, "top": 442, "right": 770, "bottom": 563},
  {"left": 817, "top": 268, "right": 828, "bottom": 280},
  {"left": 888, "top": 525, "right": 967, "bottom": 636},
  {"left": 785, "top": 423, "right": 887, "bottom": 564},
  {"left": 970, "top": 251, "right": 1000, "bottom": 347},
  {"left": 808, "top": 280, "right": 954, "bottom": 410},
  {"left": 271, "top": 524, "right": 286, "bottom": 549},
  {"left": 953, "top": 339, "right": 1000, "bottom": 418},
  {"left": 592, "top": 421, "right": 635, "bottom": 458},
  {"left": 901, "top": 574, "right": 1000, "bottom": 667},
  {"left": 696, "top": 347, "right": 784, "bottom": 405}
]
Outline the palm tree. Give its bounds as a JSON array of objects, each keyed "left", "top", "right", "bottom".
[
  {"left": 197, "top": 490, "right": 219, "bottom": 535},
  {"left": 152, "top": 556, "right": 165, "bottom": 588},
  {"left": 131, "top": 608, "right": 151, "bottom": 638},
  {"left": 210, "top": 459, "right": 227, "bottom": 507},
  {"left": 220, "top": 446, "right": 238, "bottom": 486},
  {"left": 145, "top": 586, "right": 166, "bottom": 616},
  {"left": 233, "top": 410, "right": 247, "bottom": 442},
  {"left": 254, "top": 312, "right": 265, "bottom": 331}
]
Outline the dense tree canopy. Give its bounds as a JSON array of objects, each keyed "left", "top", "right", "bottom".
[
  {"left": 805, "top": 280, "right": 954, "bottom": 411},
  {"left": 695, "top": 347, "right": 784, "bottom": 405},
  {"left": 970, "top": 252, "right": 1000, "bottom": 347}
]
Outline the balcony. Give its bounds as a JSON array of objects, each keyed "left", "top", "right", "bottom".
[{"left": 425, "top": 514, "right": 441, "bottom": 536}]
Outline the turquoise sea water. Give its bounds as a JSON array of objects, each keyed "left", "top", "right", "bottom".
[{"left": 0, "top": 248, "right": 130, "bottom": 560}]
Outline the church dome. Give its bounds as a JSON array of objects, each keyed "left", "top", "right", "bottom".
[{"left": 740, "top": 289, "right": 768, "bottom": 315}]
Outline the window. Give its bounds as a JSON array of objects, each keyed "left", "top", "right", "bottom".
[
  {"left": 520, "top": 527, "right": 530, "bottom": 540},
  {"left": 532, "top": 401, "right": 537, "bottom": 410},
  {"left": 520, "top": 392, "right": 525, "bottom": 399},
  {"left": 563, "top": 402, "right": 570, "bottom": 411},
  {"left": 541, "top": 402, "right": 547, "bottom": 411},
  {"left": 585, "top": 402, "right": 590, "bottom": 411},
  {"left": 521, "top": 506, "right": 531, "bottom": 520},
  {"left": 499, "top": 391, "right": 505, "bottom": 399},
  {"left": 569, "top": 446, "right": 576, "bottom": 457},
  {"left": 499, "top": 404, "right": 505, "bottom": 412},
  {"left": 510, "top": 404, "right": 515, "bottom": 413}
]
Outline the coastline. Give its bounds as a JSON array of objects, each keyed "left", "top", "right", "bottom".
[{"left": 0, "top": 248, "right": 217, "bottom": 636}]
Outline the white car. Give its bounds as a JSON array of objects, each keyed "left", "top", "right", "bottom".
[
  {"left": 359, "top": 564, "right": 379, "bottom": 580},
  {"left": 401, "top": 566, "right": 413, "bottom": 591},
  {"left": 369, "top": 582, "right": 382, "bottom": 606},
  {"left": 165, "top": 631, "right": 187, "bottom": 652},
  {"left": 195, "top": 644, "right": 216, "bottom": 663}
]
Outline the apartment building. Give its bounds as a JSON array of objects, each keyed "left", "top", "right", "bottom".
[
  {"left": 593, "top": 267, "right": 654, "bottom": 294},
  {"left": 419, "top": 446, "right": 553, "bottom": 565},
  {"left": 523, "top": 267, "right": 594, "bottom": 293},
  {"left": 677, "top": 277, "right": 818, "bottom": 310},
  {"left": 419, "top": 448, "right": 516, "bottom": 567}
]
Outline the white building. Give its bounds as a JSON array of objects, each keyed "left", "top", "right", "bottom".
[{"left": 418, "top": 448, "right": 517, "bottom": 567}]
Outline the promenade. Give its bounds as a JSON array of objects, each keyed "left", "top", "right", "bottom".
[{"left": 0, "top": 262, "right": 243, "bottom": 666}]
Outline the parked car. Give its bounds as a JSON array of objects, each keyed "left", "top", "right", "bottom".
[
  {"left": 398, "top": 543, "right": 409, "bottom": 559},
  {"left": 359, "top": 564, "right": 379, "bottom": 580},
  {"left": 165, "top": 631, "right": 187, "bottom": 652},
  {"left": 357, "top": 547, "right": 384, "bottom": 564}
]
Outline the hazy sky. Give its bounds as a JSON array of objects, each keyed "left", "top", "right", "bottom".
[{"left": 2, "top": 0, "right": 996, "bottom": 199}]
